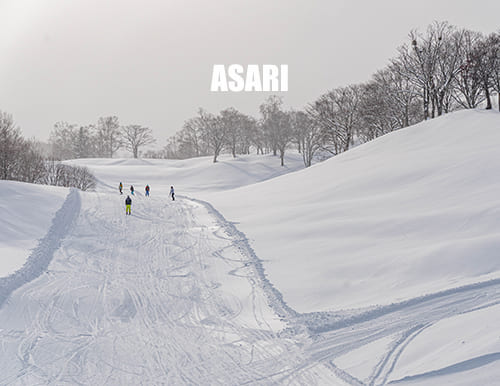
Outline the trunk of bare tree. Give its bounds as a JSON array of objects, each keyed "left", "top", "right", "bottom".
[
  {"left": 437, "top": 92, "right": 444, "bottom": 116},
  {"left": 423, "top": 88, "right": 430, "bottom": 120},
  {"left": 484, "top": 82, "right": 492, "bottom": 110}
]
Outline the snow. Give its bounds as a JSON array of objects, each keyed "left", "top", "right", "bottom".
[
  {"left": 1, "top": 109, "right": 500, "bottom": 384},
  {"left": 388, "top": 303, "right": 500, "bottom": 384},
  {"left": 0, "top": 188, "right": 338, "bottom": 384},
  {"left": 67, "top": 152, "right": 305, "bottom": 195},
  {"left": 205, "top": 109, "right": 500, "bottom": 313},
  {"left": 0, "top": 181, "right": 68, "bottom": 277},
  {"left": 334, "top": 335, "right": 395, "bottom": 383}
]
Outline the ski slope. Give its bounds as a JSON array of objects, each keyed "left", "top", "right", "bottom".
[
  {"left": 0, "top": 190, "right": 337, "bottom": 384},
  {"left": 1, "top": 110, "right": 500, "bottom": 384}
]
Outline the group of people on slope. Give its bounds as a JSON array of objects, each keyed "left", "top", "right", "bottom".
[{"left": 119, "top": 182, "right": 175, "bottom": 215}]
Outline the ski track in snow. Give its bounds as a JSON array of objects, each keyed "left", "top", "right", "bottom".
[
  {"left": 1, "top": 189, "right": 500, "bottom": 384},
  {"left": 0, "top": 188, "right": 80, "bottom": 308},
  {"left": 0, "top": 192, "right": 334, "bottom": 384}
]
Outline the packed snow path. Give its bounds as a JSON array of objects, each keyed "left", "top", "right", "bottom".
[{"left": 0, "top": 191, "right": 335, "bottom": 384}]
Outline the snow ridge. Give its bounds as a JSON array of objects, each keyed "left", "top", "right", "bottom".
[
  {"left": 0, "top": 188, "right": 81, "bottom": 308},
  {"left": 390, "top": 352, "right": 500, "bottom": 384},
  {"left": 300, "top": 277, "right": 500, "bottom": 333},
  {"left": 184, "top": 195, "right": 300, "bottom": 322}
]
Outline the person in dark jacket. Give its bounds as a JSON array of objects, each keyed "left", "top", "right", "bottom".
[
  {"left": 130, "top": 185, "right": 134, "bottom": 195},
  {"left": 145, "top": 185, "right": 150, "bottom": 197},
  {"left": 125, "top": 195, "right": 132, "bottom": 215}
]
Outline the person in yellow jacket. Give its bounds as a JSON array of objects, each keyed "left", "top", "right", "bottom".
[{"left": 125, "top": 195, "right": 132, "bottom": 215}]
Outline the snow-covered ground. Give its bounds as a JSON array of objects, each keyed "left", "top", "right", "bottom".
[
  {"left": 0, "top": 181, "right": 68, "bottom": 277},
  {"left": 1, "top": 109, "right": 500, "bottom": 384},
  {"left": 207, "top": 109, "right": 500, "bottom": 313},
  {"left": 0, "top": 190, "right": 337, "bottom": 384},
  {"left": 67, "top": 152, "right": 305, "bottom": 195}
]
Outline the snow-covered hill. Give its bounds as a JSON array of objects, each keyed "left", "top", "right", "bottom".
[
  {"left": 68, "top": 152, "right": 305, "bottom": 195},
  {"left": 206, "top": 109, "right": 500, "bottom": 313},
  {"left": 0, "top": 181, "right": 68, "bottom": 277}
]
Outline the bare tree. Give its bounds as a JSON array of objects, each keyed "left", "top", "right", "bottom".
[
  {"left": 49, "top": 121, "right": 78, "bottom": 160},
  {"left": 275, "top": 111, "right": 294, "bottom": 166},
  {"left": 198, "top": 109, "right": 227, "bottom": 163},
  {"left": 73, "top": 125, "right": 98, "bottom": 158},
  {"left": 292, "top": 111, "right": 322, "bottom": 167},
  {"left": 395, "top": 22, "right": 464, "bottom": 119},
  {"left": 71, "top": 165, "right": 97, "bottom": 190},
  {"left": 178, "top": 117, "right": 208, "bottom": 158},
  {"left": 259, "top": 95, "right": 283, "bottom": 156},
  {"left": 260, "top": 96, "right": 294, "bottom": 166},
  {"left": 97, "top": 116, "right": 122, "bottom": 158},
  {"left": 1, "top": 111, "right": 96, "bottom": 190},
  {"left": 482, "top": 32, "right": 500, "bottom": 110},
  {"left": 17, "top": 139, "right": 46, "bottom": 183},
  {"left": 221, "top": 107, "right": 244, "bottom": 158},
  {"left": 307, "top": 85, "right": 362, "bottom": 156},
  {"left": 238, "top": 115, "right": 257, "bottom": 155},
  {"left": 453, "top": 30, "right": 485, "bottom": 108},
  {"left": 252, "top": 121, "right": 266, "bottom": 155},
  {"left": 123, "top": 124, "right": 156, "bottom": 158},
  {"left": 492, "top": 32, "right": 500, "bottom": 111},
  {"left": 42, "top": 161, "right": 96, "bottom": 191},
  {"left": 0, "top": 111, "right": 23, "bottom": 180}
]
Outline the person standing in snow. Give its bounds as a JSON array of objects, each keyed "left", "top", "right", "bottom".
[
  {"left": 169, "top": 186, "right": 175, "bottom": 201},
  {"left": 130, "top": 185, "right": 134, "bottom": 195},
  {"left": 119, "top": 182, "right": 123, "bottom": 194},
  {"left": 145, "top": 185, "right": 150, "bottom": 197},
  {"left": 125, "top": 195, "right": 132, "bottom": 215}
]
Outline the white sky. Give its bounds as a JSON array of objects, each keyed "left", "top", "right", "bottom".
[{"left": 0, "top": 0, "right": 499, "bottom": 146}]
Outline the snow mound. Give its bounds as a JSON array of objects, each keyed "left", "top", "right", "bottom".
[
  {"left": 0, "top": 181, "right": 69, "bottom": 278},
  {"left": 205, "top": 109, "right": 500, "bottom": 313}
]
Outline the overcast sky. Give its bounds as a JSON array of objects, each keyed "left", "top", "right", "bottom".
[{"left": 1, "top": 0, "right": 499, "bottom": 146}]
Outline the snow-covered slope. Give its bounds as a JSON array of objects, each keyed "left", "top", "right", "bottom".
[
  {"left": 205, "top": 109, "right": 500, "bottom": 313},
  {"left": 0, "top": 181, "right": 68, "bottom": 277},
  {"left": 68, "top": 152, "right": 305, "bottom": 195}
]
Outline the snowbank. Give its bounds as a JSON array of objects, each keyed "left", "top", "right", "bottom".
[
  {"left": 206, "top": 110, "right": 500, "bottom": 313},
  {"left": 0, "top": 181, "right": 69, "bottom": 277}
]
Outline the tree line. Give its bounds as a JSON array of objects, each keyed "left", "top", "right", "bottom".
[
  {"left": 161, "top": 22, "right": 499, "bottom": 167},
  {"left": 0, "top": 111, "right": 96, "bottom": 190},
  {"left": 49, "top": 116, "right": 156, "bottom": 159},
  {"left": 2, "top": 21, "right": 499, "bottom": 171}
]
